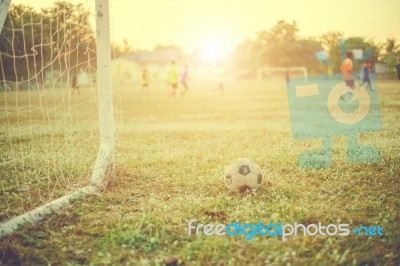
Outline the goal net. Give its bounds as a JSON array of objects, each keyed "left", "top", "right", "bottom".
[
  {"left": 0, "top": 0, "right": 114, "bottom": 237},
  {"left": 257, "top": 67, "right": 308, "bottom": 80}
]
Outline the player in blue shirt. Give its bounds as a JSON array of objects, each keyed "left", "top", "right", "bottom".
[{"left": 360, "top": 62, "right": 372, "bottom": 91}]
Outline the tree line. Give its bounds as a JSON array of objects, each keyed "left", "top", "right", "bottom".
[
  {"left": 0, "top": 2, "right": 179, "bottom": 85},
  {"left": 1, "top": 3, "right": 399, "bottom": 85},
  {"left": 231, "top": 20, "right": 399, "bottom": 76},
  {"left": 0, "top": 2, "right": 97, "bottom": 85}
]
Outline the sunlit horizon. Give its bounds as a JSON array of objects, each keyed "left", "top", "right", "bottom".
[{"left": 11, "top": 0, "right": 400, "bottom": 57}]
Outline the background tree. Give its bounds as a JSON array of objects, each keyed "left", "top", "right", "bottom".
[
  {"left": 326, "top": 36, "right": 380, "bottom": 72},
  {"left": 381, "top": 37, "right": 399, "bottom": 77},
  {"left": 0, "top": 4, "right": 41, "bottom": 83},
  {"left": 111, "top": 38, "right": 134, "bottom": 59},
  {"left": 232, "top": 20, "right": 322, "bottom": 74},
  {"left": 0, "top": 2, "right": 95, "bottom": 87},
  {"left": 257, "top": 20, "right": 300, "bottom": 67},
  {"left": 320, "top": 31, "right": 343, "bottom": 53},
  {"left": 42, "top": 1, "right": 96, "bottom": 79}
]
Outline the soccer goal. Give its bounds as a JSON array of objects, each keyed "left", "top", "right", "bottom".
[
  {"left": 0, "top": 0, "right": 114, "bottom": 237},
  {"left": 257, "top": 67, "right": 308, "bottom": 81}
]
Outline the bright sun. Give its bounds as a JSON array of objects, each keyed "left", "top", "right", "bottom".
[{"left": 200, "top": 40, "right": 225, "bottom": 61}]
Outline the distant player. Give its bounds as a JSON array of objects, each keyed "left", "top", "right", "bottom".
[
  {"left": 71, "top": 72, "right": 79, "bottom": 96},
  {"left": 180, "top": 64, "right": 189, "bottom": 95},
  {"left": 285, "top": 67, "right": 290, "bottom": 84},
  {"left": 395, "top": 58, "right": 400, "bottom": 80},
  {"left": 167, "top": 61, "right": 178, "bottom": 98},
  {"left": 360, "top": 62, "right": 372, "bottom": 91},
  {"left": 218, "top": 81, "right": 224, "bottom": 95},
  {"left": 341, "top": 51, "right": 355, "bottom": 89},
  {"left": 340, "top": 51, "right": 356, "bottom": 101},
  {"left": 141, "top": 69, "right": 149, "bottom": 94},
  {"left": 216, "top": 62, "right": 224, "bottom": 95}
]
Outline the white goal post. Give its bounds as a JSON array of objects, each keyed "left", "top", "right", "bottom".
[
  {"left": 0, "top": 0, "right": 115, "bottom": 238},
  {"left": 257, "top": 67, "right": 308, "bottom": 80}
]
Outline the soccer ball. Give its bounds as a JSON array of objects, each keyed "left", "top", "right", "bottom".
[{"left": 224, "top": 158, "right": 263, "bottom": 193}]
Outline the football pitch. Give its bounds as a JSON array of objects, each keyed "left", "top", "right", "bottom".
[{"left": 0, "top": 79, "right": 399, "bottom": 265}]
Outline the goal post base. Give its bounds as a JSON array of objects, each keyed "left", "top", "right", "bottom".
[
  {"left": 0, "top": 144, "right": 114, "bottom": 239},
  {"left": 91, "top": 144, "right": 114, "bottom": 188}
]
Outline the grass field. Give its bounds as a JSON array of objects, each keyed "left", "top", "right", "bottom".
[{"left": 0, "top": 78, "right": 399, "bottom": 265}]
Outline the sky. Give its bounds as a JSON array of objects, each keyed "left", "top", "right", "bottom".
[{"left": 10, "top": 0, "right": 400, "bottom": 58}]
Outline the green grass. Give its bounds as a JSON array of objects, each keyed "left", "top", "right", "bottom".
[{"left": 0, "top": 79, "right": 399, "bottom": 265}]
